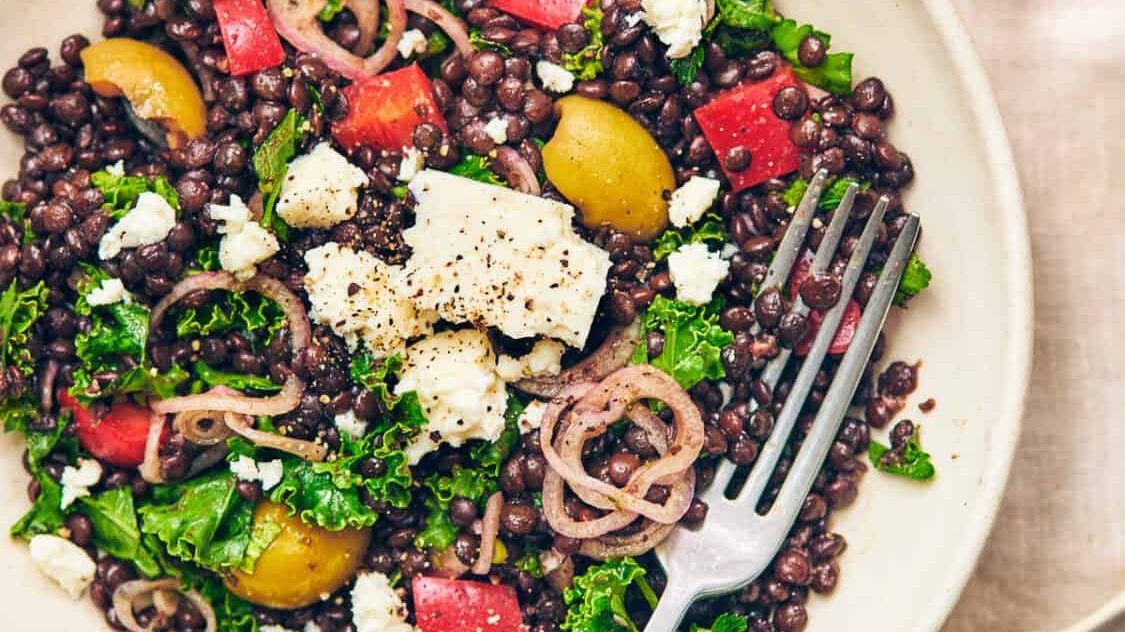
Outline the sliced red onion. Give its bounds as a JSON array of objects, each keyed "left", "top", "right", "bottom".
[
  {"left": 516, "top": 320, "right": 640, "bottom": 399},
  {"left": 346, "top": 0, "right": 380, "bottom": 55},
  {"left": 403, "top": 0, "right": 473, "bottom": 58},
  {"left": 113, "top": 579, "right": 216, "bottom": 632},
  {"left": 268, "top": 0, "right": 406, "bottom": 79},
  {"left": 139, "top": 414, "right": 167, "bottom": 484},
  {"left": 40, "top": 359, "right": 58, "bottom": 412},
  {"left": 472, "top": 491, "right": 503, "bottom": 576},
  {"left": 173, "top": 410, "right": 233, "bottom": 446},
  {"left": 223, "top": 412, "right": 327, "bottom": 461},
  {"left": 494, "top": 146, "right": 541, "bottom": 196},
  {"left": 541, "top": 549, "right": 574, "bottom": 592},
  {"left": 366, "top": 0, "right": 407, "bottom": 75},
  {"left": 578, "top": 520, "right": 677, "bottom": 561}
]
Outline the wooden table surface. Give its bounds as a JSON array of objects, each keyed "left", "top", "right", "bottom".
[{"left": 941, "top": 1, "right": 1125, "bottom": 630}]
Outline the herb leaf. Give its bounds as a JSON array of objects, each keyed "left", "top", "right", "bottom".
[
  {"left": 780, "top": 176, "right": 863, "bottom": 211},
  {"left": 8, "top": 408, "right": 77, "bottom": 539},
  {"left": 652, "top": 213, "right": 728, "bottom": 260},
  {"left": 632, "top": 296, "right": 735, "bottom": 390},
  {"left": 669, "top": 45, "right": 705, "bottom": 86},
  {"left": 0, "top": 279, "right": 49, "bottom": 376},
  {"left": 318, "top": 0, "right": 345, "bottom": 20},
  {"left": 562, "top": 557, "right": 658, "bottom": 632},
  {"left": 894, "top": 253, "right": 932, "bottom": 306},
  {"left": 79, "top": 488, "right": 163, "bottom": 577},
  {"left": 449, "top": 152, "right": 506, "bottom": 186},
  {"left": 253, "top": 109, "right": 305, "bottom": 242},
  {"left": 561, "top": 7, "right": 605, "bottom": 81},
  {"left": 868, "top": 425, "right": 935, "bottom": 480},
  {"left": 91, "top": 168, "right": 179, "bottom": 219},
  {"left": 771, "top": 19, "right": 853, "bottom": 95},
  {"left": 173, "top": 288, "right": 285, "bottom": 342}
]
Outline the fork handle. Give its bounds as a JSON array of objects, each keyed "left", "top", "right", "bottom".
[{"left": 643, "top": 582, "right": 695, "bottom": 632}]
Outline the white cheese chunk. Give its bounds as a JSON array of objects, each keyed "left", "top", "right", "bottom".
[
  {"left": 28, "top": 535, "right": 97, "bottom": 598},
  {"left": 229, "top": 455, "right": 284, "bottom": 491},
  {"left": 85, "top": 277, "right": 130, "bottom": 307},
  {"left": 668, "top": 176, "right": 721, "bottom": 228},
  {"left": 395, "top": 329, "right": 508, "bottom": 464},
  {"left": 396, "top": 146, "right": 426, "bottom": 182},
  {"left": 98, "top": 191, "right": 176, "bottom": 260},
  {"left": 496, "top": 339, "right": 565, "bottom": 382},
  {"left": 276, "top": 143, "right": 367, "bottom": 229},
  {"left": 397, "top": 28, "right": 427, "bottom": 58},
  {"left": 404, "top": 170, "right": 611, "bottom": 348},
  {"left": 668, "top": 242, "right": 729, "bottom": 306},
  {"left": 536, "top": 60, "right": 575, "bottom": 93},
  {"left": 351, "top": 571, "right": 416, "bottom": 632},
  {"left": 105, "top": 160, "right": 125, "bottom": 177},
  {"left": 484, "top": 117, "right": 509, "bottom": 144},
  {"left": 304, "top": 242, "right": 436, "bottom": 359},
  {"left": 640, "top": 0, "right": 709, "bottom": 59},
  {"left": 517, "top": 400, "right": 548, "bottom": 434},
  {"left": 334, "top": 410, "right": 369, "bottom": 439},
  {"left": 210, "top": 194, "right": 280, "bottom": 278},
  {"left": 60, "top": 458, "right": 102, "bottom": 510}
]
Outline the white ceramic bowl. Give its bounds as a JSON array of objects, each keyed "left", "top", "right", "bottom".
[{"left": 0, "top": 0, "right": 1033, "bottom": 629}]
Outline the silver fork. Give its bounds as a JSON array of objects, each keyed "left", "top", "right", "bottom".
[{"left": 644, "top": 170, "right": 922, "bottom": 631}]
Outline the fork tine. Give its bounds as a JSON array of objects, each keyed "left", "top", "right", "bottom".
[
  {"left": 773, "top": 214, "right": 921, "bottom": 513},
  {"left": 733, "top": 193, "right": 887, "bottom": 508}
]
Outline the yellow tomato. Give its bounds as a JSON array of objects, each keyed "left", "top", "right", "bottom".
[
  {"left": 80, "top": 38, "right": 206, "bottom": 148},
  {"left": 542, "top": 95, "right": 675, "bottom": 241},
  {"left": 224, "top": 502, "right": 372, "bottom": 609}
]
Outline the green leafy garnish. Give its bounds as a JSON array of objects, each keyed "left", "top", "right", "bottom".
[
  {"left": 253, "top": 109, "right": 305, "bottom": 242},
  {"left": 90, "top": 167, "right": 179, "bottom": 219},
  {"left": 469, "top": 28, "right": 512, "bottom": 55},
  {"left": 9, "top": 408, "right": 77, "bottom": 539},
  {"left": 652, "top": 213, "right": 728, "bottom": 260},
  {"left": 771, "top": 19, "right": 853, "bottom": 95},
  {"left": 415, "top": 465, "right": 498, "bottom": 550},
  {"left": 185, "top": 572, "right": 260, "bottom": 632},
  {"left": 868, "top": 424, "right": 935, "bottom": 480},
  {"left": 350, "top": 352, "right": 403, "bottom": 407},
  {"left": 0, "top": 279, "right": 48, "bottom": 376},
  {"left": 632, "top": 296, "right": 735, "bottom": 390},
  {"left": 691, "top": 613, "right": 750, "bottom": 632},
  {"left": 561, "top": 7, "right": 605, "bottom": 80},
  {"left": 468, "top": 393, "right": 522, "bottom": 477},
  {"left": 193, "top": 361, "right": 281, "bottom": 394},
  {"left": 173, "top": 289, "right": 285, "bottom": 343},
  {"left": 79, "top": 488, "right": 163, "bottom": 577},
  {"left": 669, "top": 45, "right": 705, "bottom": 86},
  {"left": 1, "top": 200, "right": 36, "bottom": 243},
  {"left": 894, "top": 253, "right": 932, "bottom": 306},
  {"left": 781, "top": 176, "right": 863, "bottom": 211},
  {"left": 449, "top": 152, "right": 505, "bottom": 186},
  {"left": 318, "top": 0, "right": 345, "bottom": 20},
  {"left": 714, "top": 0, "right": 777, "bottom": 31},
  {"left": 562, "top": 557, "right": 658, "bottom": 632},
  {"left": 269, "top": 447, "right": 380, "bottom": 532}
]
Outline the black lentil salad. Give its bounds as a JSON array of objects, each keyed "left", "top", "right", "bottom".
[{"left": 0, "top": 0, "right": 939, "bottom": 630}]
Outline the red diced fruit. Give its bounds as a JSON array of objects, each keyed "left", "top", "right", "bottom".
[
  {"left": 59, "top": 390, "right": 164, "bottom": 468},
  {"left": 332, "top": 64, "right": 448, "bottom": 152},
  {"left": 213, "top": 0, "right": 286, "bottom": 76},
  {"left": 693, "top": 65, "right": 803, "bottom": 192},
  {"left": 413, "top": 577, "right": 524, "bottom": 632},
  {"left": 485, "top": 0, "right": 584, "bottom": 30},
  {"left": 789, "top": 251, "right": 860, "bottom": 356}
]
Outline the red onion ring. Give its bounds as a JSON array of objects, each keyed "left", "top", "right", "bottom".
[
  {"left": 472, "top": 491, "right": 503, "bottom": 575},
  {"left": 40, "top": 359, "right": 58, "bottom": 412},
  {"left": 173, "top": 410, "right": 233, "bottom": 446},
  {"left": 345, "top": 0, "right": 379, "bottom": 55},
  {"left": 139, "top": 414, "right": 167, "bottom": 484},
  {"left": 223, "top": 412, "right": 327, "bottom": 461},
  {"left": 516, "top": 320, "right": 640, "bottom": 399},
  {"left": 494, "top": 146, "right": 541, "bottom": 196},
  {"left": 267, "top": 0, "right": 407, "bottom": 79},
  {"left": 578, "top": 520, "right": 677, "bottom": 561},
  {"left": 402, "top": 0, "right": 473, "bottom": 58},
  {"left": 113, "top": 579, "right": 216, "bottom": 632},
  {"left": 365, "top": 0, "right": 407, "bottom": 75}
]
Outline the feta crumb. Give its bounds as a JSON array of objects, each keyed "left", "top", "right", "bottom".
[
  {"left": 640, "top": 0, "right": 709, "bottom": 59},
  {"left": 29, "top": 535, "right": 97, "bottom": 598},
  {"left": 352, "top": 571, "right": 416, "bottom": 632},
  {"left": 260, "top": 626, "right": 297, "bottom": 632},
  {"left": 276, "top": 143, "right": 368, "bottom": 229},
  {"left": 60, "top": 458, "right": 102, "bottom": 510},
  {"left": 624, "top": 11, "right": 645, "bottom": 27},
  {"left": 396, "top": 146, "right": 426, "bottom": 182},
  {"left": 397, "top": 29, "right": 427, "bottom": 58},
  {"left": 668, "top": 176, "right": 721, "bottom": 228},
  {"left": 229, "top": 456, "right": 285, "bottom": 491},
  {"left": 536, "top": 60, "right": 575, "bottom": 93},
  {"left": 98, "top": 191, "right": 176, "bottom": 260},
  {"left": 517, "top": 400, "right": 548, "bottom": 434},
  {"left": 334, "top": 410, "right": 369, "bottom": 439},
  {"left": 85, "top": 277, "right": 130, "bottom": 307},
  {"left": 483, "top": 117, "right": 509, "bottom": 144},
  {"left": 667, "top": 242, "right": 730, "bottom": 306},
  {"left": 230, "top": 455, "right": 259, "bottom": 481},
  {"left": 105, "top": 160, "right": 125, "bottom": 177},
  {"left": 396, "top": 329, "right": 508, "bottom": 464},
  {"left": 210, "top": 194, "right": 280, "bottom": 278},
  {"left": 496, "top": 339, "right": 565, "bottom": 382}
]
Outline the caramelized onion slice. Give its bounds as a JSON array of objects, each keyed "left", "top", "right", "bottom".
[
  {"left": 472, "top": 491, "right": 503, "bottom": 576},
  {"left": 223, "top": 412, "right": 327, "bottom": 462},
  {"left": 515, "top": 321, "right": 640, "bottom": 399}
]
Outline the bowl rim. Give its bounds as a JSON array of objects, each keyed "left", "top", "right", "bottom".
[{"left": 914, "top": 0, "right": 1034, "bottom": 630}]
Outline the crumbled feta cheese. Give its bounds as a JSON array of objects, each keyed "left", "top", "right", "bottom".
[
  {"left": 210, "top": 194, "right": 280, "bottom": 278},
  {"left": 304, "top": 242, "right": 436, "bottom": 359},
  {"left": 536, "top": 60, "right": 575, "bottom": 93},
  {"left": 397, "top": 29, "right": 427, "bottom": 58},
  {"left": 640, "top": 0, "right": 709, "bottom": 59},
  {"left": 259, "top": 626, "right": 296, "bottom": 632},
  {"left": 334, "top": 410, "right": 368, "bottom": 439},
  {"left": 28, "top": 535, "right": 97, "bottom": 598},
  {"left": 668, "top": 176, "right": 721, "bottom": 228},
  {"left": 397, "top": 146, "right": 426, "bottom": 182},
  {"left": 229, "top": 455, "right": 285, "bottom": 491},
  {"left": 624, "top": 11, "right": 645, "bottom": 27},
  {"left": 105, "top": 160, "right": 125, "bottom": 177},
  {"left": 483, "top": 117, "right": 509, "bottom": 144},
  {"left": 404, "top": 170, "right": 611, "bottom": 348},
  {"left": 496, "top": 339, "right": 565, "bottom": 382},
  {"left": 85, "top": 277, "right": 130, "bottom": 307},
  {"left": 395, "top": 329, "right": 508, "bottom": 464},
  {"left": 60, "top": 458, "right": 102, "bottom": 510},
  {"left": 351, "top": 571, "right": 416, "bottom": 632},
  {"left": 667, "top": 242, "right": 729, "bottom": 305},
  {"left": 98, "top": 191, "right": 176, "bottom": 260},
  {"left": 517, "top": 400, "right": 548, "bottom": 434},
  {"left": 276, "top": 143, "right": 367, "bottom": 229}
]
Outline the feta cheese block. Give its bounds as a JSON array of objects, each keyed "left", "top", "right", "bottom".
[
  {"left": 98, "top": 191, "right": 176, "bottom": 260},
  {"left": 537, "top": 60, "right": 576, "bottom": 93},
  {"left": 352, "top": 571, "right": 416, "bottom": 632},
  {"left": 404, "top": 170, "right": 611, "bottom": 348},
  {"left": 304, "top": 242, "right": 436, "bottom": 359},
  {"left": 668, "top": 176, "right": 721, "bottom": 228},
  {"left": 516, "top": 400, "right": 548, "bottom": 434},
  {"left": 210, "top": 194, "right": 280, "bottom": 277},
  {"left": 496, "top": 339, "right": 565, "bottom": 382},
  {"left": 397, "top": 28, "right": 427, "bottom": 58},
  {"left": 640, "top": 0, "right": 709, "bottom": 59},
  {"left": 395, "top": 329, "right": 508, "bottom": 464},
  {"left": 276, "top": 142, "right": 367, "bottom": 228},
  {"left": 85, "top": 277, "right": 130, "bottom": 306},
  {"left": 668, "top": 242, "right": 729, "bottom": 306},
  {"left": 28, "top": 535, "right": 97, "bottom": 598}
]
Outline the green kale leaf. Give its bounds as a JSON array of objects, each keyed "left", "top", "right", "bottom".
[
  {"left": 449, "top": 152, "right": 506, "bottom": 187},
  {"left": 193, "top": 361, "right": 281, "bottom": 394},
  {"left": 691, "top": 613, "right": 750, "bottom": 632},
  {"left": 269, "top": 449, "right": 380, "bottom": 531},
  {"left": 90, "top": 168, "right": 179, "bottom": 219},
  {"left": 868, "top": 424, "right": 935, "bottom": 480},
  {"left": 0, "top": 279, "right": 49, "bottom": 376},
  {"left": 8, "top": 406, "right": 78, "bottom": 539},
  {"left": 632, "top": 296, "right": 735, "bottom": 390},
  {"left": 0, "top": 200, "right": 36, "bottom": 243},
  {"left": 715, "top": 0, "right": 777, "bottom": 31},
  {"left": 350, "top": 352, "right": 404, "bottom": 407},
  {"left": 781, "top": 177, "right": 865, "bottom": 211},
  {"left": 415, "top": 464, "right": 499, "bottom": 550},
  {"left": 561, "top": 7, "right": 606, "bottom": 81},
  {"left": 79, "top": 487, "right": 163, "bottom": 577},
  {"left": 894, "top": 253, "right": 932, "bottom": 306},
  {"left": 669, "top": 45, "right": 705, "bottom": 86},
  {"left": 562, "top": 557, "right": 658, "bottom": 632},
  {"left": 253, "top": 109, "right": 306, "bottom": 242},
  {"left": 469, "top": 28, "right": 512, "bottom": 55},
  {"left": 770, "top": 19, "right": 853, "bottom": 95},
  {"left": 174, "top": 288, "right": 285, "bottom": 344},
  {"left": 468, "top": 393, "right": 523, "bottom": 477},
  {"left": 652, "top": 213, "right": 728, "bottom": 260}
]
